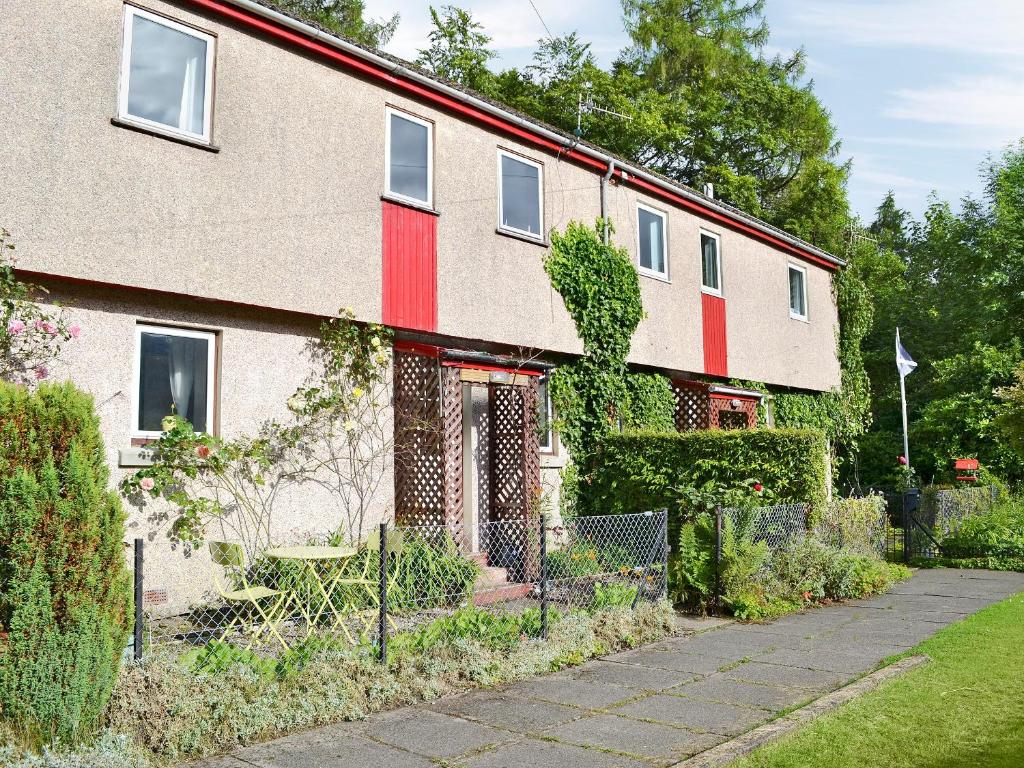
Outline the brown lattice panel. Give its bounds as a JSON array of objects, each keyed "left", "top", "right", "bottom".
[
  {"left": 710, "top": 396, "right": 758, "bottom": 429},
  {"left": 672, "top": 380, "right": 711, "bottom": 431},
  {"left": 393, "top": 350, "right": 446, "bottom": 528}
]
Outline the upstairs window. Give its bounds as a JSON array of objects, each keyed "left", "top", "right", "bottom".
[
  {"left": 133, "top": 324, "right": 216, "bottom": 437},
  {"left": 789, "top": 264, "right": 808, "bottom": 320},
  {"left": 385, "top": 108, "right": 433, "bottom": 206},
  {"left": 700, "top": 230, "right": 722, "bottom": 295},
  {"left": 637, "top": 204, "right": 668, "bottom": 279},
  {"left": 498, "top": 151, "right": 543, "bottom": 239},
  {"left": 118, "top": 6, "right": 216, "bottom": 143}
]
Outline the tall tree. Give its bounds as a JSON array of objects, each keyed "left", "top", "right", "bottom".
[
  {"left": 416, "top": 6, "right": 498, "bottom": 94},
  {"left": 276, "top": 0, "right": 398, "bottom": 47}
]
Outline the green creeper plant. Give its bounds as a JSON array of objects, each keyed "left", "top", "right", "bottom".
[{"left": 0, "top": 381, "right": 131, "bottom": 747}]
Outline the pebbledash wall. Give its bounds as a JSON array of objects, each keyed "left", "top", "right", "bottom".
[{"left": 2, "top": 0, "right": 841, "bottom": 611}]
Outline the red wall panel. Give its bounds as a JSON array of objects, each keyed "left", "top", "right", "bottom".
[
  {"left": 702, "top": 293, "right": 728, "bottom": 377},
  {"left": 382, "top": 201, "right": 437, "bottom": 332}
]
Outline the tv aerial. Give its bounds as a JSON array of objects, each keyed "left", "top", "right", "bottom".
[{"left": 574, "top": 86, "right": 632, "bottom": 137}]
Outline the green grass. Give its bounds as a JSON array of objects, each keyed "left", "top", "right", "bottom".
[{"left": 729, "top": 592, "right": 1024, "bottom": 768}]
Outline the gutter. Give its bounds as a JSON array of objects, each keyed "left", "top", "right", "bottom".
[{"left": 198, "top": 0, "right": 844, "bottom": 270}]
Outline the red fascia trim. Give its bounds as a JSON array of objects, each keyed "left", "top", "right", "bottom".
[
  {"left": 628, "top": 176, "right": 838, "bottom": 271},
  {"left": 710, "top": 392, "right": 759, "bottom": 403},
  {"left": 441, "top": 360, "right": 544, "bottom": 376},
  {"left": 187, "top": 0, "right": 836, "bottom": 271},
  {"left": 393, "top": 340, "right": 442, "bottom": 358}
]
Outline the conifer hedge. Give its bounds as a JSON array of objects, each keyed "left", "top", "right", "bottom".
[{"left": 0, "top": 381, "right": 131, "bottom": 746}]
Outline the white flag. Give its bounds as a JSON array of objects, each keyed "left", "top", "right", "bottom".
[{"left": 896, "top": 328, "right": 917, "bottom": 378}]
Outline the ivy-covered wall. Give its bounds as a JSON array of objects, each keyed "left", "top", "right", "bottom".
[{"left": 582, "top": 428, "right": 830, "bottom": 536}]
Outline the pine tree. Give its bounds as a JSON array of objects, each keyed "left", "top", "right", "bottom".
[{"left": 0, "top": 382, "right": 131, "bottom": 746}]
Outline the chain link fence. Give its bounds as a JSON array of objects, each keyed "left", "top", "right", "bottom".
[
  {"left": 723, "top": 503, "right": 807, "bottom": 550},
  {"left": 130, "top": 510, "right": 668, "bottom": 672},
  {"left": 881, "top": 485, "right": 1001, "bottom": 560}
]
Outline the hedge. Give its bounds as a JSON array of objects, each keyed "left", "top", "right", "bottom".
[
  {"left": 0, "top": 382, "right": 131, "bottom": 747},
  {"left": 582, "top": 428, "right": 829, "bottom": 536}
]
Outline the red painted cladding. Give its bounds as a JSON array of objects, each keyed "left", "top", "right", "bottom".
[
  {"left": 382, "top": 201, "right": 437, "bottom": 332},
  {"left": 702, "top": 293, "right": 728, "bottom": 377}
]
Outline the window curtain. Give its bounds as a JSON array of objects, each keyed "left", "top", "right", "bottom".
[
  {"left": 167, "top": 336, "right": 195, "bottom": 421},
  {"left": 178, "top": 56, "right": 197, "bottom": 132}
]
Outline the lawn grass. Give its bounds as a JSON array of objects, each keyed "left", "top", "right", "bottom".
[{"left": 729, "top": 592, "right": 1024, "bottom": 768}]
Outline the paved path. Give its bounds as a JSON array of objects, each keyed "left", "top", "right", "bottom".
[{"left": 193, "top": 569, "right": 1024, "bottom": 768}]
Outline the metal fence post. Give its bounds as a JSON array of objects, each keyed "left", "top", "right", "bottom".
[
  {"left": 378, "top": 521, "right": 388, "bottom": 665},
  {"left": 714, "top": 506, "right": 723, "bottom": 613},
  {"left": 540, "top": 513, "right": 549, "bottom": 640},
  {"left": 659, "top": 509, "right": 669, "bottom": 600},
  {"left": 133, "top": 537, "right": 143, "bottom": 661}
]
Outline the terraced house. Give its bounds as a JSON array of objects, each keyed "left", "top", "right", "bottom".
[{"left": 1, "top": 0, "right": 843, "bottom": 610}]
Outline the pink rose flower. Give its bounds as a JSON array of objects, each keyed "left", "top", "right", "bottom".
[
  {"left": 34, "top": 366, "right": 48, "bottom": 380},
  {"left": 139, "top": 477, "right": 155, "bottom": 492},
  {"left": 196, "top": 445, "right": 211, "bottom": 459},
  {"left": 34, "top": 320, "right": 57, "bottom": 334},
  {"left": 753, "top": 483, "right": 763, "bottom": 492},
  {"left": 7, "top": 320, "right": 25, "bottom": 335},
  {"left": 69, "top": 325, "right": 81, "bottom": 338}
]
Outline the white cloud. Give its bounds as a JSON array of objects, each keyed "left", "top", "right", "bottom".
[
  {"left": 790, "top": 0, "right": 1024, "bottom": 57},
  {"left": 886, "top": 76, "right": 1024, "bottom": 129}
]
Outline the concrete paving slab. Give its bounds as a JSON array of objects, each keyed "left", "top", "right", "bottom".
[
  {"left": 230, "top": 731, "right": 435, "bottom": 768},
  {"left": 611, "top": 694, "right": 771, "bottom": 736},
  {"left": 724, "top": 661, "right": 850, "bottom": 691},
  {"left": 666, "top": 675, "right": 813, "bottom": 712},
  {"left": 754, "top": 646, "right": 881, "bottom": 675},
  {"left": 460, "top": 737, "right": 650, "bottom": 768},
  {"left": 603, "top": 647, "right": 730, "bottom": 675},
  {"left": 565, "top": 659, "right": 700, "bottom": 691},
  {"left": 360, "top": 708, "right": 511, "bottom": 759},
  {"left": 429, "top": 690, "right": 583, "bottom": 732},
  {"left": 507, "top": 676, "right": 640, "bottom": 709},
  {"left": 543, "top": 712, "right": 721, "bottom": 761}
]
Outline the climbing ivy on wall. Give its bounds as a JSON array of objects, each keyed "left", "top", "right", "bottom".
[{"left": 544, "top": 220, "right": 672, "bottom": 467}]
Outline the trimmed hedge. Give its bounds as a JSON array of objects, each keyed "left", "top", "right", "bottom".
[
  {"left": 0, "top": 382, "right": 131, "bottom": 747},
  {"left": 583, "top": 428, "right": 829, "bottom": 532}
]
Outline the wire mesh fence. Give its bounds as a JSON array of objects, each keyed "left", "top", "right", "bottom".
[
  {"left": 723, "top": 503, "right": 807, "bottom": 550},
  {"left": 881, "top": 485, "right": 1001, "bottom": 560},
  {"left": 131, "top": 510, "right": 668, "bottom": 672}
]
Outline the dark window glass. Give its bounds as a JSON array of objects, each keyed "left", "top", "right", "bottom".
[
  {"left": 701, "top": 233, "right": 720, "bottom": 291},
  {"left": 500, "top": 154, "right": 541, "bottom": 235},
  {"left": 138, "top": 331, "right": 210, "bottom": 432},
  {"left": 389, "top": 113, "right": 430, "bottom": 202}
]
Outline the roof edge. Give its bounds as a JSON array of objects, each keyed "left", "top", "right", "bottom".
[{"left": 197, "top": 0, "right": 845, "bottom": 270}]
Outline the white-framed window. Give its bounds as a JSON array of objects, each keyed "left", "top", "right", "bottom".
[
  {"left": 789, "top": 263, "right": 809, "bottom": 320},
  {"left": 497, "top": 150, "right": 544, "bottom": 239},
  {"left": 132, "top": 324, "right": 216, "bottom": 437},
  {"left": 538, "top": 377, "right": 554, "bottom": 453},
  {"left": 385, "top": 107, "right": 433, "bottom": 207},
  {"left": 117, "top": 5, "right": 216, "bottom": 143},
  {"left": 700, "top": 230, "right": 722, "bottom": 295},
  {"left": 637, "top": 203, "right": 668, "bottom": 279}
]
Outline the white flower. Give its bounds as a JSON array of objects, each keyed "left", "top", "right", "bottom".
[
  {"left": 287, "top": 396, "right": 302, "bottom": 412},
  {"left": 371, "top": 336, "right": 382, "bottom": 348},
  {"left": 343, "top": 419, "right": 357, "bottom": 432}
]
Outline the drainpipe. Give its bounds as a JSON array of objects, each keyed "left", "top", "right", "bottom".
[{"left": 600, "top": 160, "right": 615, "bottom": 244}]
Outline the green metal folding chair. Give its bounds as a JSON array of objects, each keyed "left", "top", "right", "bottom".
[
  {"left": 209, "top": 541, "right": 289, "bottom": 651},
  {"left": 331, "top": 529, "right": 404, "bottom": 635}
]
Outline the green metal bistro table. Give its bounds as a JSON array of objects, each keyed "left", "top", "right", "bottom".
[{"left": 264, "top": 545, "right": 358, "bottom": 643}]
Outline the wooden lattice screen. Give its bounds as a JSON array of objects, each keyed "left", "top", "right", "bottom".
[
  {"left": 393, "top": 350, "right": 447, "bottom": 529},
  {"left": 672, "top": 379, "right": 758, "bottom": 431},
  {"left": 441, "top": 367, "right": 464, "bottom": 546},
  {"left": 672, "top": 381, "right": 711, "bottom": 431}
]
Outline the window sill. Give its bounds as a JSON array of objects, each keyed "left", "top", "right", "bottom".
[
  {"left": 119, "top": 446, "right": 158, "bottom": 468},
  {"left": 496, "top": 227, "right": 548, "bottom": 247},
  {"left": 701, "top": 287, "right": 724, "bottom": 298},
  {"left": 540, "top": 452, "right": 566, "bottom": 469},
  {"left": 111, "top": 117, "right": 221, "bottom": 153},
  {"left": 638, "top": 269, "right": 671, "bottom": 284},
  {"left": 381, "top": 194, "right": 439, "bottom": 216},
  {"left": 789, "top": 314, "right": 810, "bottom": 324}
]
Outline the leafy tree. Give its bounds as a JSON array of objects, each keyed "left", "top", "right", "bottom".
[
  {"left": 275, "top": 0, "right": 398, "bottom": 47},
  {"left": 416, "top": 6, "right": 497, "bottom": 94}
]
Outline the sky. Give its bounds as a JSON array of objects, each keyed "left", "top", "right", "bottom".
[{"left": 371, "top": 0, "right": 1024, "bottom": 223}]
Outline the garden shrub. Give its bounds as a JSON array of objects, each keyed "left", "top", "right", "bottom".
[
  {"left": 815, "top": 495, "right": 887, "bottom": 556},
  {"left": 672, "top": 511, "right": 909, "bottom": 620},
  {"left": 105, "top": 602, "right": 675, "bottom": 762},
  {"left": 584, "top": 428, "right": 830, "bottom": 538},
  {"left": 0, "top": 382, "right": 131, "bottom": 747},
  {"left": 930, "top": 499, "right": 1024, "bottom": 570}
]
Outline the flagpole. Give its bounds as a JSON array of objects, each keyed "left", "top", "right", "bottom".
[{"left": 897, "top": 327, "right": 910, "bottom": 468}]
